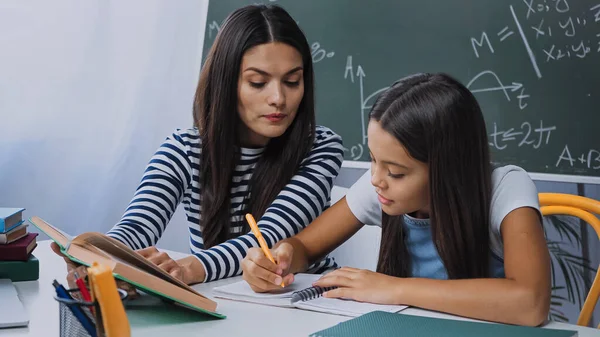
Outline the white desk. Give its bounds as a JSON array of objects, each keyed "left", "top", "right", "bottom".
[{"left": 1, "top": 240, "right": 598, "bottom": 337}]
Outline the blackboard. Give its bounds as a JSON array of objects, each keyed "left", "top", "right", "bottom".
[{"left": 203, "top": 0, "right": 600, "bottom": 182}]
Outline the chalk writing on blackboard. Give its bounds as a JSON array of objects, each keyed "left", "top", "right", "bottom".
[
  {"left": 311, "top": 42, "right": 334, "bottom": 63},
  {"left": 206, "top": 22, "right": 334, "bottom": 64},
  {"left": 489, "top": 121, "right": 556, "bottom": 151},
  {"left": 467, "top": 70, "right": 530, "bottom": 110},
  {"left": 556, "top": 145, "right": 600, "bottom": 170},
  {"left": 342, "top": 59, "right": 389, "bottom": 160},
  {"left": 208, "top": 21, "right": 220, "bottom": 39}
]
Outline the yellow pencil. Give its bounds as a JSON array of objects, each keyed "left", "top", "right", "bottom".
[{"left": 245, "top": 213, "right": 285, "bottom": 287}]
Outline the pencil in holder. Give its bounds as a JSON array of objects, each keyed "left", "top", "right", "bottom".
[{"left": 54, "top": 287, "right": 127, "bottom": 337}]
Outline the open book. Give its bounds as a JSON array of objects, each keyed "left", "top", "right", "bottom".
[
  {"left": 29, "top": 216, "right": 224, "bottom": 319},
  {"left": 213, "top": 273, "right": 407, "bottom": 317}
]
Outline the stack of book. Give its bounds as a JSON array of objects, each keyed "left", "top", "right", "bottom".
[{"left": 0, "top": 208, "right": 39, "bottom": 281}]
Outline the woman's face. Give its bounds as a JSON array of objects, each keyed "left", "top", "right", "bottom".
[
  {"left": 367, "top": 120, "right": 431, "bottom": 218},
  {"left": 237, "top": 42, "right": 305, "bottom": 147}
]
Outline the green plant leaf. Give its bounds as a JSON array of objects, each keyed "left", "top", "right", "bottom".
[
  {"left": 544, "top": 215, "right": 597, "bottom": 321},
  {"left": 548, "top": 241, "right": 596, "bottom": 308},
  {"left": 549, "top": 309, "right": 569, "bottom": 323},
  {"left": 551, "top": 247, "right": 576, "bottom": 303},
  {"left": 544, "top": 215, "right": 582, "bottom": 249}
]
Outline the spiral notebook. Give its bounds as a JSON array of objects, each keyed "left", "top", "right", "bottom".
[{"left": 213, "top": 274, "right": 407, "bottom": 317}]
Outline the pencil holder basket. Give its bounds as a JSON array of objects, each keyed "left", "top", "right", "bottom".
[{"left": 54, "top": 288, "right": 127, "bottom": 337}]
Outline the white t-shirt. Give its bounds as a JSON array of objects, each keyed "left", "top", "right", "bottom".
[{"left": 345, "top": 165, "right": 540, "bottom": 278}]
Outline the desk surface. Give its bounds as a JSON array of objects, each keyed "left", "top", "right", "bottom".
[{"left": 1, "top": 240, "right": 598, "bottom": 337}]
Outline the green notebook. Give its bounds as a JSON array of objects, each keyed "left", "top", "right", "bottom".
[
  {"left": 309, "top": 311, "right": 577, "bottom": 337},
  {"left": 0, "top": 254, "right": 39, "bottom": 282}
]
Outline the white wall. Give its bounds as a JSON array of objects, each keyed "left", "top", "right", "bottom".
[{"left": 0, "top": 0, "right": 208, "bottom": 237}]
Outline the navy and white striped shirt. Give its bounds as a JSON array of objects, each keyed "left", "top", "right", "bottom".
[{"left": 107, "top": 125, "right": 344, "bottom": 282}]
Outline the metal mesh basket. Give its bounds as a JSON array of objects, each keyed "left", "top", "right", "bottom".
[
  {"left": 55, "top": 288, "right": 100, "bottom": 337},
  {"left": 55, "top": 287, "right": 127, "bottom": 337}
]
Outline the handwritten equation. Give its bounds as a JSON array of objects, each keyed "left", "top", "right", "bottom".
[
  {"left": 470, "top": 5, "right": 542, "bottom": 78},
  {"left": 489, "top": 120, "right": 556, "bottom": 150},
  {"left": 471, "top": 1, "right": 600, "bottom": 72},
  {"left": 531, "top": 1, "right": 600, "bottom": 61},
  {"left": 465, "top": 1, "right": 598, "bottom": 175},
  {"left": 556, "top": 145, "right": 600, "bottom": 169}
]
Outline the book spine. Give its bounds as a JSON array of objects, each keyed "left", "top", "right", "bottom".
[
  {"left": 0, "top": 248, "right": 29, "bottom": 261},
  {"left": 0, "top": 256, "right": 39, "bottom": 281}
]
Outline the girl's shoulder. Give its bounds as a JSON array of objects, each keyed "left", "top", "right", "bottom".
[
  {"left": 489, "top": 165, "right": 540, "bottom": 230},
  {"left": 491, "top": 165, "right": 535, "bottom": 193}
]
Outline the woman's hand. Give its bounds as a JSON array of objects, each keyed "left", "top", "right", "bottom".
[
  {"left": 50, "top": 241, "right": 78, "bottom": 271},
  {"left": 241, "top": 242, "right": 296, "bottom": 293},
  {"left": 50, "top": 242, "right": 139, "bottom": 299},
  {"left": 137, "top": 246, "right": 205, "bottom": 284},
  {"left": 313, "top": 267, "right": 402, "bottom": 305}
]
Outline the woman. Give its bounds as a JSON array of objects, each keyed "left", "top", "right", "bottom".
[
  {"left": 241, "top": 73, "right": 551, "bottom": 326},
  {"left": 53, "top": 4, "right": 344, "bottom": 286}
]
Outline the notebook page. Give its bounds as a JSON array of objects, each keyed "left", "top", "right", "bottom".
[
  {"left": 294, "top": 297, "right": 407, "bottom": 317},
  {"left": 213, "top": 274, "right": 321, "bottom": 307}
]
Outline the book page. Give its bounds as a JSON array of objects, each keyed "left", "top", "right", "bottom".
[
  {"left": 74, "top": 232, "right": 201, "bottom": 296},
  {"left": 109, "top": 254, "right": 218, "bottom": 313},
  {"left": 28, "top": 216, "right": 71, "bottom": 249},
  {"left": 66, "top": 237, "right": 218, "bottom": 313}
]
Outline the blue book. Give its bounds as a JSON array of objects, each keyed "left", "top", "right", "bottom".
[
  {"left": 309, "top": 311, "right": 577, "bottom": 337},
  {"left": 0, "top": 208, "right": 25, "bottom": 233}
]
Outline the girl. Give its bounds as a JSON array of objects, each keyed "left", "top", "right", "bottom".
[
  {"left": 241, "top": 73, "right": 551, "bottom": 326},
  {"left": 53, "top": 4, "right": 344, "bottom": 286}
]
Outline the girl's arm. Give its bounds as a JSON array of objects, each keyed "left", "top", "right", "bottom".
[
  {"left": 317, "top": 206, "right": 551, "bottom": 327},
  {"left": 242, "top": 196, "right": 365, "bottom": 291}
]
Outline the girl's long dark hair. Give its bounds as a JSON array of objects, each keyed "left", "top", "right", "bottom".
[
  {"left": 193, "top": 5, "right": 315, "bottom": 248},
  {"left": 374, "top": 73, "right": 492, "bottom": 279}
]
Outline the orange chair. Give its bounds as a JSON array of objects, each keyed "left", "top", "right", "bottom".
[{"left": 539, "top": 193, "right": 600, "bottom": 328}]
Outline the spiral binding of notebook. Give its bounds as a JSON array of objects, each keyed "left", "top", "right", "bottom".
[{"left": 291, "top": 286, "right": 337, "bottom": 303}]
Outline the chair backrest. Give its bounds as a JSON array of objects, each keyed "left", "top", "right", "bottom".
[{"left": 539, "top": 193, "right": 600, "bottom": 328}]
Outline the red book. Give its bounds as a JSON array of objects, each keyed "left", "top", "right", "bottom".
[{"left": 0, "top": 233, "right": 38, "bottom": 261}]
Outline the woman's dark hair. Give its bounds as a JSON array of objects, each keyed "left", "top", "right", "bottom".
[
  {"left": 193, "top": 4, "right": 315, "bottom": 248},
  {"left": 373, "top": 73, "right": 492, "bottom": 279}
]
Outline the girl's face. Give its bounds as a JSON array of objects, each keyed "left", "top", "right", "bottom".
[
  {"left": 237, "top": 42, "right": 305, "bottom": 147},
  {"left": 367, "top": 121, "right": 431, "bottom": 218}
]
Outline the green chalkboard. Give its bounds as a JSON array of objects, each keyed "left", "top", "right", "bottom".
[{"left": 203, "top": 0, "right": 600, "bottom": 181}]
